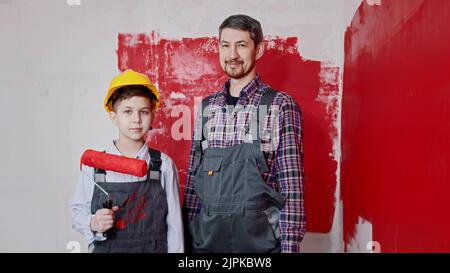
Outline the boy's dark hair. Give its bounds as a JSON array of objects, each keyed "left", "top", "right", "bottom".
[
  {"left": 111, "top": 85, "right": 157, "bottom": 112},
  {"left": 219, "top": 14, "right": 263, "bottom": 47}
]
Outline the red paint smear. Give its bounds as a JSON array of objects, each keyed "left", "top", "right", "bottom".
[
  {"left": 115, "top": 219, "right": 125, "bottom": 230},
  {"left": 343, "top": 0, "right": 450, "bottom": 251},
  {"left": 114, "top": 191, "right": 148, "bottom": 230},
  {"left": 118, "top": 32, "right": 339, "bottom": 233}
]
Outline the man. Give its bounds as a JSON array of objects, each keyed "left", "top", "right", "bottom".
[{"left": 183, "top": 14, "right": 305, "bottom": 253}]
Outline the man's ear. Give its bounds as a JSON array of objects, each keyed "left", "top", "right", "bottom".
[
  {"left": 109, "top": 111, "right": 117, "bottom": 126},
  {"left": 256, "top": 42, "right": 265, "bottom": 60}
]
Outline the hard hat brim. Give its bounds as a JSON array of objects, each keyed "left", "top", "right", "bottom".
[{"left": 104, "top": 84, "right": 160, "bottom": 113}]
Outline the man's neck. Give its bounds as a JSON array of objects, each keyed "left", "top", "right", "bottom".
[
  {"left": 229, "top": 72, "right": 257, "bottom": 97},
  {"left": 115, "top": 138, "right": 145, "bottom": 158}
]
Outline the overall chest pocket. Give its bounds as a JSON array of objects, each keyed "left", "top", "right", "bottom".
[
  {"left": 197, "top": 156, "right": 223, "bottom": 198},
  {"left": 196, "top": 156, "right": 251, "bottom": 199}
]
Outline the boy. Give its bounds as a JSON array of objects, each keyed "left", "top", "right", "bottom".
[{"left": 70, "top": 69, "right": 184, "bottom": 253}]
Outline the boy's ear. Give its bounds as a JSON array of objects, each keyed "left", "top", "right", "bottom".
[
  {"left": 149, "top": 111, "right": 156, "bottom": 126},
  {"left": 109, "top": 111, "right": 117, "bottom": 126}
]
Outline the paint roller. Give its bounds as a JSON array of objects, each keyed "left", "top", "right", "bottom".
[
  {"left": 80, "top": 149, "right": 148, "bottom": 238},
  {"left": 81, "top": 149, "right": 148, "bottom": 177}
]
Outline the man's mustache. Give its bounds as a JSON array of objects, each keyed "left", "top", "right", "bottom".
[{"left": 225, "top": 60, "right": 243, "bottom": 64}]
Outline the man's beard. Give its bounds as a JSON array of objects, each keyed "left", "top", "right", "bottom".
[{"left": 224, "top": 61, "right": 255, "bottom": 79}]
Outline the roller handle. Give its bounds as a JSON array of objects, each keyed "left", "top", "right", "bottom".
[{"left": 102, "top": 200, "right": 115, "bottom": 239}]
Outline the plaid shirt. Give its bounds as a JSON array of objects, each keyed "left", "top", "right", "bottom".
[{"left": 183, "top": 76, "right": 306, "bottom": 253}]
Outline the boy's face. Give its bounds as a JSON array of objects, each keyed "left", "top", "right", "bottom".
[{"left": 109, "top": 96, "right": 154, "bottom": 142}]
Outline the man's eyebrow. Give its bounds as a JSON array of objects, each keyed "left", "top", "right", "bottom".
[{"left": 220, "top": 40, "right": 248, "bottom": 44}]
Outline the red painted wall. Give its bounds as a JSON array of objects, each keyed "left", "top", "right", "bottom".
[
  {"left": 343, "top": 0, "right": 450, "bottom": 252},
  {"left": 117, "top": 33, "right": 339, "bottom": 233}
]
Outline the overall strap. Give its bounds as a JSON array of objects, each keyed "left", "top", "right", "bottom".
[
  {"left": 192, "top": 94, "right": 214, "bottom": 171},
  {"left": 252, "top": 88, "right": 277, "bottom": 173},
  {"left": 201, "top": 95, "right": 213, "bottom": 141},
  {"left": 148, "top": 148, "right": 162, "bottom": 181}
]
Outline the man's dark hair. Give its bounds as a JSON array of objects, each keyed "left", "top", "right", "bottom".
[
  {"left": 219, "top": 14, "right": 263, "bottom": 47},
  {"left": 111, "top": 85, "right": 157, "bottom": 112}
]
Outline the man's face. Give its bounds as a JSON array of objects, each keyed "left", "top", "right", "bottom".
[
  {"left": 109, "top": 96, "right": 154, "bottom": 142},
  {"left": 219, "top": 28, "right": 263, "bottom": 79}
]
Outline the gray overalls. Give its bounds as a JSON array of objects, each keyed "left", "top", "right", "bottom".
[
  {"left": 189, "top": 88, "right": 286, "bottom": 253},
  {"left": 90, "top": 148, "right": 168, "bottom": 253}
]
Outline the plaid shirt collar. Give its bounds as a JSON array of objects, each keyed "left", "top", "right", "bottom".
[{"left": 216, "top": 75, "right": 266, "bottom": 106}]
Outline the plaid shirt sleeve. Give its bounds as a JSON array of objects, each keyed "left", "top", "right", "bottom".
[
  {"left": 275, "top": 95, "right": 306, "bottom": 253},
  {"left": 183, "top": 107, "right": 202, "bottom": 221}
]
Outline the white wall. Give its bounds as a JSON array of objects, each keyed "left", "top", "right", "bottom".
[{"left": 0, "top": 0, "right": 361, "bottom": 252}]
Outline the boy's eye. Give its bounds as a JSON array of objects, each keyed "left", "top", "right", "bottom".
[
  {"left": 221, "top": 44, "right": 229, "bottom": 48},
  {"left": 124, "top": 110, "right": 132, "bottom": 114},
  {"left": 140, "top": 111, "right": 149, "bottom": 115},
  {"left": 238, "top": 44, "right": 247, "bottom": 48}
]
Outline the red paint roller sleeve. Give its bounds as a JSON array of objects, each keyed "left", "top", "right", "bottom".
[{"left": 80, "top": 149, "right": 148, "bottom": 177}]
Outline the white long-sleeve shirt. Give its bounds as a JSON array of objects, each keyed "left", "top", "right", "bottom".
[{"left": 69, "top": 140, "right": 184, "bottom": 253}]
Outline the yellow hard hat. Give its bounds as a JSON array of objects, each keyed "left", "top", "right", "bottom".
[{"left": 104, "top": 69, "right": 160, "bottom": 113}]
